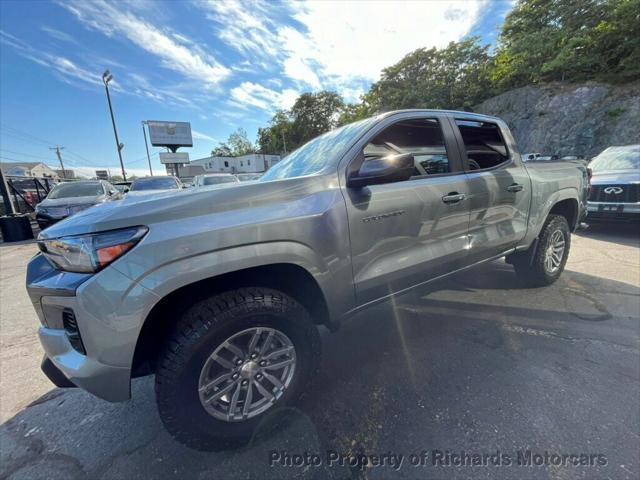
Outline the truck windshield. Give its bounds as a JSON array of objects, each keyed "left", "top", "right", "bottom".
[
  {"left": 259, "top": 118, "right": 375, "bottom": 181},
  {"left": 590, "top": 145, "right": 639, "bottom": 172}
]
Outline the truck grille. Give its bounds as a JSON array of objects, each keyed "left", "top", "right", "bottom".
[
  {"left": 589, "top": 184, "right": 639, "bottom": 203},
  {"left": 62, "top": 308, "right": 86, "bottom": 354}
]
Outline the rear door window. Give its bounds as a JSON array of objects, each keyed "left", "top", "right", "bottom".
[{"left": 455, "top": 120, "right": 510, "bottom": 170}]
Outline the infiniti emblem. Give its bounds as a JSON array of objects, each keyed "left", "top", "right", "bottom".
[{"left": 603, "top": 186, "right": 623, "bottom": 194}]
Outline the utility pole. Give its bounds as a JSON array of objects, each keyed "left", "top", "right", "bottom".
[
  {"left": 49, "top": 146, "right": 66, "bottom": 179},
  {"left": 141, "top": 121, "right": 153, "bottom": 176},
  {"left": 102, "top": 70, "right": 127, "bottom": 181}
]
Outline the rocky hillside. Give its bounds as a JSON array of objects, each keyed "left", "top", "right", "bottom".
[{"left": 474, "top": 82, "right": 640, "bottom": 158}]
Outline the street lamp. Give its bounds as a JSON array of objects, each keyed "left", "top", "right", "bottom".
[{"left": 102, "top": 70, "right": 127, "bottom": 181}]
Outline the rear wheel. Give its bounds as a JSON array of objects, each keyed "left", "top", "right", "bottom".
[
  {"left": 512, "top": 214, "right": 571, "bottom": 286},
  {"left": 155, "top": 287, "right": 320, "bottom": 450}
]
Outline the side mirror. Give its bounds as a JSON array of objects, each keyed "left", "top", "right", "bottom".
[{"left": 347, "top": 153, "right": 415, "bottom": 188}]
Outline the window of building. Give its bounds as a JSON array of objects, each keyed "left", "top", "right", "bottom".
[
  {"left": 240, "top": 161, "right": 244, "bottom": 166},
  {"left": 362, "top": 118, "right": 450, "bottom": 177},
  {"left": 455, "top": 120, "right": 509, "bottom": 170},
  {"left": 248, "top": 159, "right": 251, "bottom": 165},
  {"left": 224, "top": 161, "right": 229, "bottom": 167}
]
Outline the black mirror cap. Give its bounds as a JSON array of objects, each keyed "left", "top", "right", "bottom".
[{"left": 347, "top": 152, "right": 415, "bottom": 188}]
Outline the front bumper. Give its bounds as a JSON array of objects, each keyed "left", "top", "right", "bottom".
[
  {"left": 26, "top": 253, "right": 159, "bottom": 402},
  {"left": 587, "top": 201, "right": 640, "bottom": 221},
  {"left": 35, "top": 213, "right": 66, "bottom": 230},
  {"left": 38, "top": 326, "right": 131, "bottom": 401}
]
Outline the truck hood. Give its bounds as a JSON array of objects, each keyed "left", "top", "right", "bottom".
[
  {"left": 38, "top": 175, "right": 331, "bottom": 239},
  {"left": 591, "top": 169, "right": 640, "bottom": 184}
]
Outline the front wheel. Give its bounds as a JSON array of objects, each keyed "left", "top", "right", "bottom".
[
  {"left": 154, "top": 288, "right": 320, "bottom": 450},
  {"left": 512, "top": 214, "right": 571, "bottom": 286}
]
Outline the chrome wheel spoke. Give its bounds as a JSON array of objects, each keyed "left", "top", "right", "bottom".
[
  {"left": 199, "top": 372, "right": 232, "bottom": 393},
  {"left": 247, "top": 328, "right": 262, "bottom": 354},
  {"left": 259, "top": 331, "right": 274, "bottom": 356},
  {"left": 242, "top": 382, "right": 253, "bottom": 418},
  {"left": 262, "top": 371, "right": 284, "bottom": 390},
  {"left": 254, "top": 378, "right": 275, "bottom": 401},
  {"left": 263, "top": 346, "right": 294, "bottom": 360},
  {"left": 223, "top": 341, "right": 244, "bottom": 359},
  {"left": 263, "top": 357, "right": 295, "bottom": 370},
  {"left": 205, "top": 381, "right": 235, "bottom": 403},
  {"left": 212, "top": 354, "right": 236, "bottom": 370},
  {"left": 227, "top": 383, "right": 242, "bottom": 420}
]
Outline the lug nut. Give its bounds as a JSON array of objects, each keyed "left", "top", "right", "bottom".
[
  {"left": 256, "top": 373, "right": 262, "bottom": 380},
  {"left": 250, "top": 352, "right": 258, "bottom": 359},
  {"left": 232, "top": 373, "right": 239, "bottom": 380},
  {"left": 242, "top": 379, "right": 248, "bottom": 386},
  {"left": 236, "top": 359, "right": 243, "bottom": 365},
  {"left": 259, "top": 361, "right": 267, "bottom": 367}
]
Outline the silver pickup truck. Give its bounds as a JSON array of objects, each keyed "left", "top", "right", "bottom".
[{"left": 26, "top": 110, "right": 588, "bottom": 449}]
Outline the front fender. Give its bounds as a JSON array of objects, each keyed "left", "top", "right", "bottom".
[
  {"left": 114, "top": 240, "right": 347, "bottom": 323},
  {"left": 521, "top": 187, "right": 579, "bottom": 248}
]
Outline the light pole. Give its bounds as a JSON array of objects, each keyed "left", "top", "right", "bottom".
[
  {"left": 102, "top": 70, "right": 126, "bottom": 181},
  {"left": 141, "top": 121, "right": 153, "bottom": 176}
]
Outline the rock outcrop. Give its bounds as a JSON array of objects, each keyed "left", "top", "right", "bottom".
[{"left": 474, "top": 82, "right": 640, "bottom": 158}]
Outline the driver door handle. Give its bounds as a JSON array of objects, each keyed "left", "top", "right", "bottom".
[
  {"left": 442, "top": 192, "right": 466, "bottom": 204},
  {"left": 507, "top": 183, "right": 524, "bottom": 193}
]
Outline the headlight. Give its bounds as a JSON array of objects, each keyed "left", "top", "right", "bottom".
[
  {"left": 35, "top": 205, "right": 47, "bottom": 214},
  {"left": 37, "top": 226, "right": 148, "bottom": 273}
]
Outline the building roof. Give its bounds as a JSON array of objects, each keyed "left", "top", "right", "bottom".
[{"left": 0, "top": 161, "right": 46, "bottom": 169}]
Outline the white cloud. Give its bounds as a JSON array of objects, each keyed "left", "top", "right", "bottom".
[
  {"left": 41, "top": 26, "right": 79, "bottom": 44},
  {"left": 197, "top": 0, "right": 486, "bottom": 108},
  {"left": 59, "top": 0, "right": 230, "bottom": 87},
  {"left": 192, "top": 130, "right": 218, "bottom": 142},
  {"left": 199, "top": 0, "right": 281, "bottom": 61},
  {"left": 230, "top": 82, "right": 299, "bottom": 112},
  {"left": 287, "top": 0, "right": 485, "bottom": 83}
]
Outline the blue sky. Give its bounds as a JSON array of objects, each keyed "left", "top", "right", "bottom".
[{"left": 0, "top": 0, "right": 514, "bottom": 177}]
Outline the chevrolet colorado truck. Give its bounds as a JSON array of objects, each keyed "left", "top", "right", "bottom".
[{"left": 26, "top": 110, "right": 589, "bottom": 449}]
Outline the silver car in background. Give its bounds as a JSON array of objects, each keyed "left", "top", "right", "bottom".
[
  {"left": 193, "top": 173, "right": 240, "bottom": 187},
  {"left": 587, "top": 145, "right": 640, "bottom": 222}
]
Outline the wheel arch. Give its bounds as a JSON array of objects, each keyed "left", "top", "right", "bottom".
[{"left": 131, "top": 263, "right": 331, "bottom": 377}]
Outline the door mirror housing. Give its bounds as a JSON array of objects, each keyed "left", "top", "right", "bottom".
[{"left": 347, "top": 153, "right": 415, "bottom": 188}]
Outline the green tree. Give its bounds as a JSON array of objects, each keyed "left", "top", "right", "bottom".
[
  {"left": 363, "top": 38, "right": 494, "bottom": 112},
  {"left": 493, "top": 0, "right": 640, "bottom": 88},
  {"left": 211, "top": 128, "right": 256, "bottom": 157},
  {"left": 258, "top": 91, "right": 346, "bottom": 154}
]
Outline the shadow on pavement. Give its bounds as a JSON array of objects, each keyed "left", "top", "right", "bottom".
[
  {"left": 577, "top": 222, "right": 640, "bottom": 248},
  {"left": 1, "top": 262, "right": 639, "bottom": 480}
]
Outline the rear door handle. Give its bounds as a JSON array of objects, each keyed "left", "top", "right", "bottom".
[
  {"left": 442, "top": 193, "right": 466, "bottom": 204},
  {"left": 507, "top": 183, "right": 524, "bottom": 193}
]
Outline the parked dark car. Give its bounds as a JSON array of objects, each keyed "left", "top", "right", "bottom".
[
  {"left": 35, "top": 180, "right": 121, "bottom": 230},
  {"left": 587, "top": 145, "right": 640, "bottom": 221},
  {"left": 128, "top": 176, "right": 182, "bottom": 193}
]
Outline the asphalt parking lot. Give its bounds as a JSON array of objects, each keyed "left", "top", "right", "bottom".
[{"left": 1, "top": 224, "right": 638, "bottom": 480}]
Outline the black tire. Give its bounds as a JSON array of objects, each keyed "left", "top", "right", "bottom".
[
  {"left": 512, "top": 214, "right": 571, "bottom": 286},
  {"left": 155, "top": 287, "right": 321, "bottom": 451}
]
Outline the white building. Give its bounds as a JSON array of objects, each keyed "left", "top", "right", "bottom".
[
  {"left": 1, "top": 162, "right": 59, "bottom": 178},
  {"left": 190, "top": 154, "right": 280, "bottom": 174}
]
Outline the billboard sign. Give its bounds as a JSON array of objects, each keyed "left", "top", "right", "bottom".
[
  {"left": 159, "top": 152, "right": 190, "bottom": 165},
  {"left": 147, "top": 121, "right": 193, "bottom": 147},
  {"left": 95, "top": 170, "right": 109, "bottom": 180}
]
